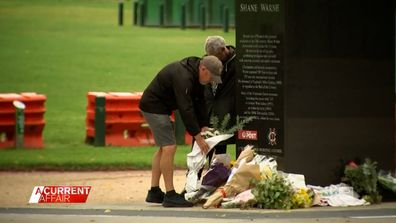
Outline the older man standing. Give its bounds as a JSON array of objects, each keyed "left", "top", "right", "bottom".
[
  {"left": 204, "top": 36, "right": 236, "bottom": 157},
  {"left": 139, "top": 55, "right": 223, "bottom": 207}
]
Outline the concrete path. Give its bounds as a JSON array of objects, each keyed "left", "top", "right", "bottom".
[{"left": 0, "top": 202, "right": 396, "bottom": 223}]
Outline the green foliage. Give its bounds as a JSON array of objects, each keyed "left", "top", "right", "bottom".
[
  {"left": 219, "top": 114, "right": 231, "bottom": 133},
  {"left": 378, "top": 172, "right": 396, "bottom": 193},
  {"left": 209, "top": 116, "right": 220, "bottom": 130},
  {"left": 223, "top": 115, "right": 255, "bottom": 134},
  {"left": 208, "top": 114, "right": 254, "bottom": 135},
  {"left": 0, "top": 145, "right": 191, "bottom": 171},
  {"left": 343, "top": 159, "right": 382, "bottom": 203},
  {"left": 0, "top": 143, "right": 236, "bottom": 171},
  {"left": 252, "top": 174, "right": 295, "bottom": 209}
]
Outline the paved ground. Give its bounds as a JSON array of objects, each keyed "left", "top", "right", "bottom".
[
  {"left": 0, "top": 170, "right": 187, "bottom": 206},
  {"left": 0, "top": 203, "right": 396, "bottom": 223},
  {"left": 0, "top": 171, "right": 395, "bottom": 223}
]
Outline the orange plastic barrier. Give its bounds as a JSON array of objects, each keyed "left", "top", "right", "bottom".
[
  {"left": 185, "top": 133, "right": 192, "bottom": 145},
  {"left": 85, "top": 92, "right": 155, "bottom": 147},
  {"left": 0, "top": 92, "right": 46, "bottom": 149}
]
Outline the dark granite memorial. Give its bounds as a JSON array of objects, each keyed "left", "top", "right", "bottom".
[{"left": 235, "top": 0, "right": 395, "bottom": 185}]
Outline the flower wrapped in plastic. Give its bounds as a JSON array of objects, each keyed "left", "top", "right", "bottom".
[
  {"left": 185, "top": 115, "right": 255, "bottom": 193},
  {"left": 201, "top": 155, "right": 231, "bottom": 190},
  {"left": 187, "top": 154, "right": 231, "bottom": 203},
  {"left": 343, "top": 159, "right": 382, "bottom": 203},
  {"left": 185, "top": 134, "right": 233, "bottom": 193},
  {"left": 292, "top": 188, "right": 314, "bottom": 208},
  {"left": 308, "top": 183, "right": 368, "bottom": 207},
  {"left": 235, "top": 145, "right": 255, "bottom": 167},
  {"left": 202, "top": 157, "right": 260, "bottom": 208},
  {"left": 225, "top": 145, "right": 255, "bottom": 183},
  {"left": 221, "top": 189, "right": 257, "bottom": 209},
  {"left": 202, "top": 145, "right": 278, "bottom": 209},
  {"left": 378, "top": 170, "right": 396, "bottom": 194}
]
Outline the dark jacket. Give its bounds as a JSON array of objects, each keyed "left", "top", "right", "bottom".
[
  {"left": 204, "top": 45, "right": 237, "bottom": 129},
  {"left": 139, "top": 57, "right": 208, "bottom": 136}
]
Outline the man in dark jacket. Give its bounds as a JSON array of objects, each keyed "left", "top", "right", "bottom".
[
  {"left": 204, "top": 36, "right": 236, "bottom": 157},
  {"left": 139, "top": 55, "right": 223, "bottom": 207}
]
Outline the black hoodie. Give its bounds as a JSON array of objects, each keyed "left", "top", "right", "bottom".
[
  {"left": 204, "top": 45, "right": 236, "bottom": 144},
  {"left": 205, "top": 46, "right": 236, "bottom": 126},
  {"left": 139, "top": 57, "right": 208, "bottom": 136}
]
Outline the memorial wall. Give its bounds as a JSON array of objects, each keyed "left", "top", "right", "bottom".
[{"left": 235, "top": 0, "right": 395, "bottom": 185}]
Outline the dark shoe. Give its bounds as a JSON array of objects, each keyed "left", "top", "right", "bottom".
[
  {"left": 163, "top": 192, "right": 193, "bottom": 207},
  {"left": 145, "top": 188, "right": 165, "bottom": 203}
]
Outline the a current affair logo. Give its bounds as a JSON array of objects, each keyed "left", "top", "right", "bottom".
[{"left": 29, "top": 186, "right": 91, "bottom": 203}]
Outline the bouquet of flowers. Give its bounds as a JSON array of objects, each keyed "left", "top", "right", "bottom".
[
  {"left": 252, "top": 173, "right": 295, "bottom": 209},
  {"left": 292, "top": 188, "right": 314, "bottom": 208},
  {"left": 202, "top": 146, "right": 278, "bottom": 209},
  {"left": 185, "top": 134, "right": 233, "bottom": 192},
  {"left": 187, "top": 154, "right": 231, "bottom": 204},
  {"left": 185, "top": 115, "right": 254, "bottom": 193},
  {"left": 343, "top": 159, "right": 382, "bottom": 203},
  {"left": 221, "top": 189, "right": 256, "bottom": 209},
  {"left": 378, "top": 171, "right": 396, "bottom": 194},
  {"left": 202, "top": 146, "right": 257, "bottom": 208}
]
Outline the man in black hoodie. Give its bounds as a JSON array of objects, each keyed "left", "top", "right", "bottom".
[
  {"left": 139, "top": 55, "right": 223, "bottom": 207},
  {"left": 204, "top": 36, "right": 237, "bottom": 159}
]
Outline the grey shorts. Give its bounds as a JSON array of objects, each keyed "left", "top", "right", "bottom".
[{"left": 141, "top": 111, "right": 176, "bottom": 147}]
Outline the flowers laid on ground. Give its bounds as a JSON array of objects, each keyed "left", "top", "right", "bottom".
[
  {"left": 252, "top": 173, "right": 295, "bottom": 209},
  {"left": 342, "top": 159, "right": 382, "bottom": 204},
  {"left": 378, "top": 171, "right": 396, "bottom": 194},
  {"left": 251, "top": 172, "right": 315, "bottom": 209},
  {"left": 185, "top": 114, "right": 395, "bottom": 209},
  {"left": 185, "top": 143, "right": 396, "bottom": 209},
  {"left": 291, "top": 188, "right": 314, "bottom": 208},
  {"left": 202, "top": 146, "right": 262, "bottom": 209},
  {"left": 185, "top": 115, "right": 254, "bottom": 193}
]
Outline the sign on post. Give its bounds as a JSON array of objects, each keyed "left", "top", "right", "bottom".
[{"left": 13, "top": 100, "right": 25, "bottom": 148}]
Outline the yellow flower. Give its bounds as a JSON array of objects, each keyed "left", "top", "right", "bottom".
[
  {"left": 292, "top": 188, "right": 312, "bottom": 208},
  {"left": 261, "top": 166, "right": 273, "bottom": 180}
]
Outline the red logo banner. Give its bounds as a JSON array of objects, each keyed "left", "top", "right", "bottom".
[
  {"left": 29, "top": 186, "right": 91, "bottom": 203},
  {"left": 238, "top": 130, "right": 258, "bottom": 140}
]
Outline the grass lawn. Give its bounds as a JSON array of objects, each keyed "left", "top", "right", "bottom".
[{"left": 0, "top": 0, "right": 236, "bottom": 170}]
